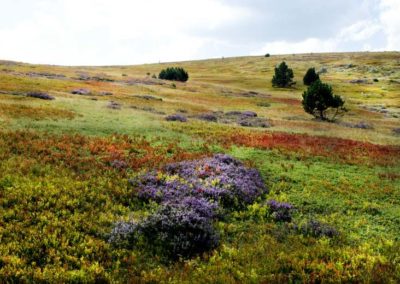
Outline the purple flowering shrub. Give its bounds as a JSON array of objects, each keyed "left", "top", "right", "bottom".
[
  {"left": 110, "top": 159, "right": 128, "bottom": 170},
  {"left": 165, "top": 114, "right": 187, "bottom": 122},
  {"left": 110, "top": 154, "right": 267, "bottom": 259},
  {"left": 27, "top": 92, "right": 55, "bottom": 100},
  {"left": 300, "top": 219, "right": 339, "bottom": 238},
  {"left": 129, "top": 154, "right": 267, "bottom": 209},
  {"left": 267, "top": 200, "right": 294, "bottom": 222},
  {"left": 109, "top": 203, "right": 219, "bottom": 259},
  {"left": 139, "top": 203, "right": 219, "bottom": 259},
  {"left": 108, "top": 221, "right": 140, "bottom": 247}
]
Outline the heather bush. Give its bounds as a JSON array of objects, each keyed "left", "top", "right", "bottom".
[
  {"left": 130, "top": 154, "right": 267, "bottom": 209},
  {"left": 267, "top": 200, "right": 294, "bottom": 222},
  {"left": 109, "top": 202, "right": 220, "bottom": 260},
  {"left": 138, "top": 203, "right": 220, "bottom": 259},
  {"left": 110, "top": 159, "right": 128, "bottom": 170},
  {"left": 198, "top": 113, "right": 218, "bottom": 122},
  {"left": 111, "top": 154, "right": 267, "bottom": 259},
  {"left": 27, "top": 92, "right": 54, "bottom": 100},
  {"left": 238, "top": 117, "right": 271, "bottom": 128},
  {"left": 300, "top": 219, "right": 339, "bottom": 238},
  {"left": 71, "top": 88, "right": 91, "bottom": 95},
  {"left": 241, "top": 111, "right": 258, "bottom": 117},
  {"left": 165, "top": 114, "right": 187, "bottom": 122}
]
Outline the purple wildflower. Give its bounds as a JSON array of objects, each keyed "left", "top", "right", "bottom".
[{"left": 267, "top": 200, "right": 294, "bottom": 222}]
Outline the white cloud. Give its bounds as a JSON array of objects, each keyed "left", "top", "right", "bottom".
[
  {"left": 255, "top": 0, "right": 400, "bottom": 56},
  {"left": 338, "top": 20, "right": 382, "bottom": 42},
  {"left": 0, "top": 0, "right": 248, "bottom": 65},
  {"left": 0, "top": 0, "right": 397, "bottom": 65},
  {"left": 255, "top": 38, "right": 337, "bottom": 55},
  {"left": 379, "top": 0, "right": 400, "bottom": 50}
]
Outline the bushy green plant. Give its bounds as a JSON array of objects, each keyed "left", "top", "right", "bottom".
[
  {"left": 272, "top": 62, "right": 294, "bottom": 87},
  {"left": 303, "top": 67, "right": 320, "bottom": 86},
  {"left": 302, "top": 80, "right": 346, "bottom": 121},
  {"left": 159, "top": 67, "right": 189, "bottom": 82}
]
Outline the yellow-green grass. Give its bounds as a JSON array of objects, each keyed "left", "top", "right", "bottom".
[
  {"left": 0, "top": 52, "right": 399, "bottom": 282},
  {"left": 1, "top": 52, "right": 399, "bottom": 145}
]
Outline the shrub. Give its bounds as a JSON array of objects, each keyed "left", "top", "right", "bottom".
[
  {"left": 198, "top": 113, "right": 218, "bottom": 122},
  {"left": 165, "top": 114, "right": 187, "bottom": 122},
  {"left": 302, "top": 80, "right": 346, "bottom": 121},
  {"left": 111, "top": 154, "right": 267, "bottom": 260},
  {"left": 272, "top": 62, "right": 294, "bottom": 87},
  {"left": 129, "top": 154, "right": 267, "bottom": 208},
  {"left": 140, "top": 203, "right": 220, "bottom": 259},
  {"left": 300, "top": 219, "right": 339, "bottom": 238},
  {"left": 110, "top": 203, "right": 220, "bottom": 260},
  {"left": 71, "top": 88, "right": 91, "bottom": 95},
  {"left": 159, "top": 67, "right": 189, "bottom": 82},
  {"left": 241, "top": 111, "right": 258, "bottom": 117},
  {"left": 238, "top": 117, "right": 271, "bottom": 128},
  {"left": 27, "top": 92, "right": 54, "bottom": 100},
  {"left": 265, "top": 53, "right": 270, "bottom": 57},
  {"left": 267, "top": 200, "right": 294, "bottom": 222},
  {"left": 303, "top": 67, "right": 320, "bottom": 86}
]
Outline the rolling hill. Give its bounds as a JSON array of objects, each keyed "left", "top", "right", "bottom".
[{"left": 0, "top": 52, "right": 399, "bottom": 282}]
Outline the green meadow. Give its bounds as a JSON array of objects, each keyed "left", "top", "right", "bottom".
[{"left": 0, "top": 52, "right": 399, "bottom": 282}]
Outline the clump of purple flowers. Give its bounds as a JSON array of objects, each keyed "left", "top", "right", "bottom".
[
  {"left": 300, "top": 219, "right": 339, "bottom": 238},
  {"left": 140, "top": 203, "right": 219, "bottom": 259},
  {"left": 110, "top": 154, "right": 267, "bottom": 259},
  {"left": 27, "top": 92, "right": 55, "bottom": 100},
  {"left": 165, "top": 114, "right": 187, "bottom": 122},
  {"left": 267, "top": 200, "right": 294, "bottom": 222},
  {"left": 109, "top": 202, "right": 220, "bottom": 260},
  {"left": 110, "top": 159, "right": 128, "bottom": 170},
  {"left": 130, "top": 154, "right": 267, "bottom": 209},
  {"left": 197, "top": 113, "right": 218, "bottom": 122}
]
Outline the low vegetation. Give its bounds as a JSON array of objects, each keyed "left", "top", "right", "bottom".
[{"left": 0, "top": 52, "right": 399, "bottom": 282}]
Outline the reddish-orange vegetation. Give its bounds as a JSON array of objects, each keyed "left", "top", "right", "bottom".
[
  {"left": 224, "top": 131, "right": 400, "bottom": 165},
  {"left": 271, "top": 97, "right": 301, "bottom": 106},
  {"left": 0, "top": 131, "right": 208, "bottom": 177}
]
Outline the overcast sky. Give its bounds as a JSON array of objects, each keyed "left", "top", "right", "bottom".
[{"left": 0, "top": 0, "right": 399, "bottom": 65}]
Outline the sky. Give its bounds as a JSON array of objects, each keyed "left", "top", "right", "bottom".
[{"left": 0, "top": 0, "right": 399, "bottom": 65}]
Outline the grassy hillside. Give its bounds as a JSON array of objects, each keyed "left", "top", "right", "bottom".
[{"left": 0, "top": 52, "right": 399, "bottom": 282}]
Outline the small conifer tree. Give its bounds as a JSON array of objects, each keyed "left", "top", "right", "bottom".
[
  {"left": 302, "top": 80, "right": 346, "bottom": 121},
  {"left": 272, "top": 61, "right": 294, "bottom": 87},
  {"left": 303, "top": 67, "right": 320, "bottom": 86}
]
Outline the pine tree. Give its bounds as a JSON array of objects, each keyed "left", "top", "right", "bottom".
[
  {"left": 272, "top": 62, "right": 294, "bottom": 87},
  {"left": 303, "top": 67, "right": 320, "bottom": 86},
  {"left": 159, "top": 67, "right": 189, "bottom": 82},
  {"left": 302, "top": 80, "right": 345, "bottom": 121}
]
